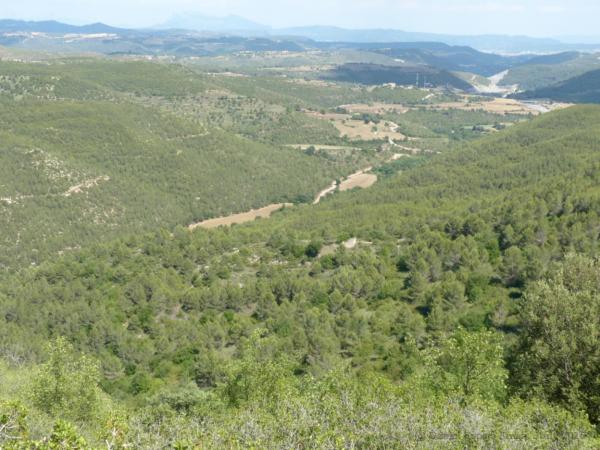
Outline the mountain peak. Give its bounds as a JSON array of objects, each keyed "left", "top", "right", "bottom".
[{"left": 158, "top": 13, "right": 270, "bottom": 32}]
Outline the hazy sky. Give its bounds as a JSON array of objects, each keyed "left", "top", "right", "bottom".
[{"left": 1, "top": 0, "right": 599, "bottom": 37}]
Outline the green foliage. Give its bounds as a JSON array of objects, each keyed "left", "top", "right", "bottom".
[
  {"left": 0, "top": 401, "right": 91, "bottom": 450},
  {"left": 0, "top": 58, "right": 600, "bottom": 446},
  {"left": 512, "top": 254, "right": 600, "bottom": 423},
  {"left": 0, "top": 400, "right": 29, "bottom": 444},
  {"left": 386, "top": 108, "right": 525, "bottom": 140},
  {"left": 325, "top": 63, "right": 472, "bottom": 89},
  {"left": 504, "top": 52, "right": 600, "bottom": 91},
  {"left": 31, "top": 338, "right": 101, "bottom": 422},
  {"left": 213, "top": 73, "right": 432, "bottom": 110},
  {"left": 421, "top": 328, "right": 508, "bottom": 403},
  {"left": 1, "top": 106, "right": 600, "bottom": 408},
  {"left": 517, "top": 67, "right": 600, "bottom": 103},
  {"left": 0, "top": 60, "right": 366, "bottom": 269},
  {"left": 122, "top": 366, "right": 599, "bottom": 449},
  {"left": 32, "top": 421, "right": 88, "bottom": 450},
  {"left": 304, "top": 240, "right": 322, "bottom": 258},
  {"left": 220, "top": 330, "right": 296, "bottom": 408}
]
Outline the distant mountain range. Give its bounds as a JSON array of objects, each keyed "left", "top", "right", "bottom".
[
  {"left": 2, "top": 17, "right": 600, "bottom": 56},
  {"left": 153, "top": 15, "right": 600, "bottom": 53},
  {"left": 275, "top": 26, "right": 570, "bottom": 53},
  {"left": 0, "top": 19, "right": 126, "bottom": 34},
  {"left": 156, "top": 13, "right": 267, "bottom": 33}
]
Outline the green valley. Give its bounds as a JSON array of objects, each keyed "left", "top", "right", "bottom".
[
  {"left": 0, "top": 17, "right": 600, "bottom": 449},
  {"left": 1, "top": 101, "right": 600, "bottom": 447}
]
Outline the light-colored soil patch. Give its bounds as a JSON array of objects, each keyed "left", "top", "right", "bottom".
[
  {"left": 470, "top": 70, "right": 519, "bottom": 95},
  {"left": 427, "top": 97, "right": 534, "bottom": 115},
  {"left": 336, "top": 119, "right": 407, "bottom": 141},
  {"left": 318, "top": 244, "right": 338, "bottom": 257},
  {"left": 286, "top": 144, "right": 360, "bottom": 152},
  {"left": 313, "top": 181, "right": 337, "bottom": 205},
  {"left": 519, "top": 101, "right": 573, "bottom": 114},
  {"left": 191, "top": 151, "right": 399, "bottom": 231},
  {"left": 189, "top": 203, "right": 293, "bottom": 230},
  {"left": 339, "top": 170, "right": 377, "bottom": 191},
  {"left": 339, "top": 103, "right": 409, "bottom": 115},
  {"left": 313, "top": 167, "right": 377, "bottom": 204},
  {"left": 63, "top": 176, "right": 110, "bottom": 197},
  {"left": 343, "top": 237, "right": 358, "bottom": 249},
  {"left": 318, "top": 237, "right": 368, "bottom": 257},
  {"left": 0, "top": 196, "right": 18, "bottom": 205},
  {"left": 206, "top": 72, "right": 249, "bottom": 78},
  {"left": 306, "top": 111, "right": 407, "bottom": 141},
  {"left": 306, "top": 111, "right": 348, "bottom": 121},
  {"left": 424, "top": 96, "right": 571, "bottom": 116}
]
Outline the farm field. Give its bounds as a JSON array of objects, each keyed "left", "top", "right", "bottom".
[
  {"left": 339, "top": 102, "right": 410, "bottom": 114},
  {"left": 189, "top": 202, "right": 293, "bottom": 229},
  {"left": 425, "top": 96, "right": 572, "bottom": 115},
  {"left": 339, "top": 169, "right": 377, "bottom": 190},
  {"left": 306, "top": 110, "right": 408, "bottom": 141}
]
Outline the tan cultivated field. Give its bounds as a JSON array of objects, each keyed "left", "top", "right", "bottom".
[
  {"left": 285, "top": 144, "right": 360, "bottom": 152},
  {"left": 306, "top": 111, "right": 407, "bottom": 141},
  {"left": 335, "top": 119, "right": 406, "bottom": 141},
  {"left": 425, "top": 96, "right": 572, "bottom": 116},
  {"left": 189, "top": 203, "right": 293, "bottom": 230},
  {"left": 339, "top": 171, "right": 377, "bottom": 191},
  {"left": 339, "top": 103, "right": 409, "bottom": 114}
]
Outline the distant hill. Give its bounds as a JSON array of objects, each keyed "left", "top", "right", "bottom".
[
  {"left": 158, "top": 13, "right": 269, "bottom": 33},
  {"left": 0, "top": 26, "right": 309, "bottom": 56},
  {"left": 518, "top": 51, "right": 580, "bottom": 66},
  {"left": 277, "top": 26, "right": 600, "bottom": 53},
  {"left": 316, "top": 42, "right": 527, "bottom": 77},
  {"left": 0, "top": 19, "right": 521, "bottom": 76},
  {"left": 515, "top": 69, "right": 600, "bottom": 103},
  {"left": 0, "top": 19, "right": 126, "bottom": 34},
  {"left": 322, "top": 63, "right": 473, "bottom": 90},
  {"left": 1, "top": 18, "right": 599, "bottom": 54},
  {"left": 502, "top": 52, "right": 600, "bottom": 91}
]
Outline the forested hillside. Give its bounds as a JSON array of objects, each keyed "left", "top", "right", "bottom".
[
  {"left": 501, "top": 52, "right": 600, "bottom": 91},
  {"left": 0, "top": 58, "right": 529, "bottom": 269},
  {"left": 516, "top": 68, "right": 600, "bottom": 103},
  {"left": 0, "top": 59, "right": 380, "bottom": 268},
  {"left": 323, "top": 63, "right": 473, "bottom": 89},
  {"left": 1, "top": 105, "right": 599, "bottom": 448}
]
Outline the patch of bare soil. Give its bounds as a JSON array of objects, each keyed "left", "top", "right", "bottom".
[
  {"left": 339, "top": 170, "right": 377, "bottom": 191},
  {"left": 189, "top": 203, "right": 293, "bottom": 230},
  {"left": 306, "top": 111, "right": 407, "bottom": 141},
  {"left": 313, "top": 181, "right": 337, "bottom": 205},
  {"left": 339, "top": 103, "right": 409, "bottom": 115},
  {"left": 424, "top": 96, "right": 571, "bottom": 116},
  {"left": 63, "top": 176, "right": 110, "bottom": 197},
  {"left": 285, "top": 144, "right": 360, "bottom": 152}
]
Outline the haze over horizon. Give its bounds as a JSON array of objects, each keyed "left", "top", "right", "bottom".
[{"left": 1, "top": 0, "right": 600, "bottom": 39}]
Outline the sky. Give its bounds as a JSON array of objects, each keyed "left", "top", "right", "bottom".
[{"left": 1, "top": 0, "right": 599, "bottom": 38}]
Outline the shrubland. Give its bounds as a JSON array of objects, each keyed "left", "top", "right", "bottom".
[{"left": 1, "top": 105, "right": 600, "bottom": 447}]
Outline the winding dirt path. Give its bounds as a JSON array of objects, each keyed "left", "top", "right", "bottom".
[
  {"left": 313, "top": 166, "right": 377, "bottom": 204},
  {"left": 189, "top": 153, "right": 410, "bottom": 230},
  {"left": 313, "top": 181, "right": 337, "bottom": 205}
]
